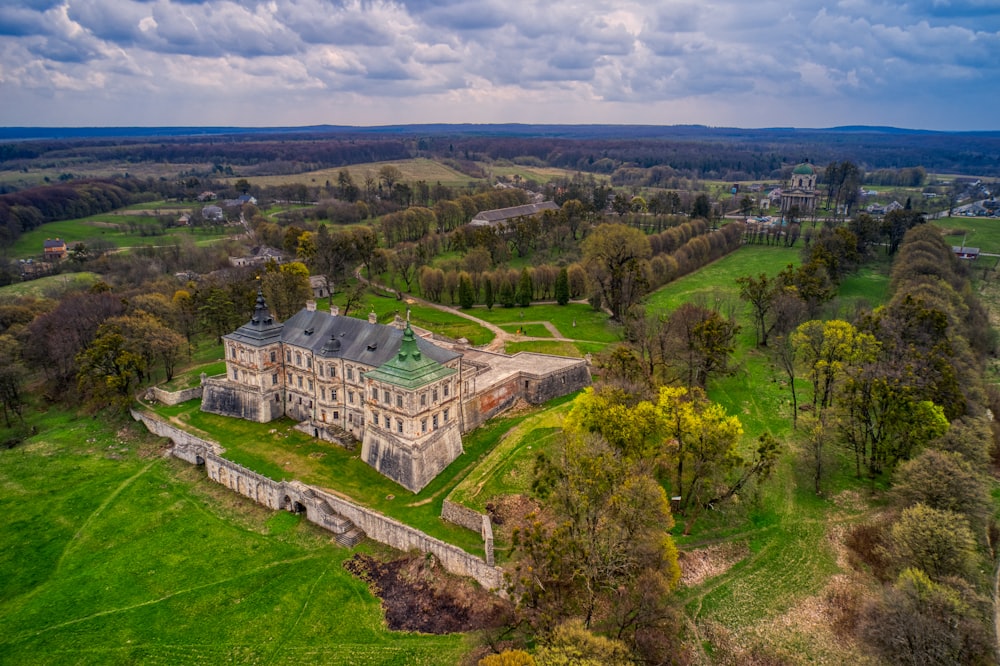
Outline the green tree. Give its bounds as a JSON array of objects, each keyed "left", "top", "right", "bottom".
[
  {"left": 484, "top": 276, "right": 495, "bottom": 310},
  {"left": 458, "top": 272, "right": 475, "bottom": 309},
  {"left": 533, "top": 619, "right": 634, "bottom": 666},
  {"left": 792, "top": 319, "right": 877, "bottom": 411},
  {"left": 860, "top": 568, "right": 992, "bottom": 666},
  {"left": 261, "top": 261, "right": 311, "bottom": 321},
  {"left": 76, "top": 330, "right": 145, "bottom": 410},
  {"left": 691, "top": 193, "right": 711, "bottom": 219},
  {"left": 554, "top": 267, "right": 569, "bottom": 306},
  {"left": 516, "top": 268, "right": 533, "bottom": 308},
  {"left": 892, "top": 449, "right": 991, "bottom": 536},
  {"left": 581, "top": 223, "right": 652, "bottom": 322},
  {"left": 0, "top": 334, "right": 26, "bottom": 427},
  {"left": 887, "top": 504, "right": 979, "bottom": 580}
]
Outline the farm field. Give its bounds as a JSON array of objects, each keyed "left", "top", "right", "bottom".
[
  {"left": 227, "top": 158, "right": 475, "bottom": 190},
  {"left": 933, "top": 215, "right": 1000, "bottom": 254},
  {"left": 0, "top": 410, "right": 467, "bottom": 665},
  {"left": 0, "top": 271, "right": 100, "bottom": 298}
]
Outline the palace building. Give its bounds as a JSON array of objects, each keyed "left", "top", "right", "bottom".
[
  {"left": 201, "top": 292, "right": 590, "bottom": 492},
  {"left": 780, "top": 163, "right": 819, "bottom": 218}
]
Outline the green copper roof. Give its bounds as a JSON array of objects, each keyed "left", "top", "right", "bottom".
[
  {"left": 792, "top": 163, "right": 814, "bottom": 175},
  {"left": 364, "top": 323, "right": 456, "bottom": 389}
]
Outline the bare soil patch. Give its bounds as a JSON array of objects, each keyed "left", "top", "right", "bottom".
[
  {"left": 344, "top": 553, "right": 510, "bottom": 634},
  {"left": 679, "top": 541, "right": 750, "bottom": 587}
]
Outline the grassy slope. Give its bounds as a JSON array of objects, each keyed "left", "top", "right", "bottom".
[{"left": 0, "top": 411, "right": 466, "bottom": 665}]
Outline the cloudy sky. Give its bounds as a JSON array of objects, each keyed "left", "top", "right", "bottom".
[{"left": 1, "top": 0, "right": 998, "bottom": 130}]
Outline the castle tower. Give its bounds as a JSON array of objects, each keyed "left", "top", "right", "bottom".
[{"left": 360, "top": 323, "right": 463, "bottom": 492}]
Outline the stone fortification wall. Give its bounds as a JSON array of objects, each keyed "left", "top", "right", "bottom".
[
  {"left": 131, "top": 408, "right": 502, "bottom": 590},
  {"left": 462, "top": 374, "right": 522, "bottom": 432},
  {"left": 299, "top": 483, "right": 502, "bottom": 589},
  {"left": 201, "top": 377, "right": 279, "bottom": 423},
  {"left": 441, "top": 499, "right": 485, "bottom": 532},
  {"left": 147, "top": 385, "right": 203, "bottom": 406},
  {"left": 519, "top": 360, "right": 592, "bottom": 404}
]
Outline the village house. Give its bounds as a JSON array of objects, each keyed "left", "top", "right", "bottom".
[{"left": 43, "top": 238, "right": 67, "bottom": 260}]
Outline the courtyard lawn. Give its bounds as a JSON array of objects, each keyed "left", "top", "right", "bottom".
[
  {"left": 0, "top": 409, "right": 467, "bottom": 665},
  {"left": 473, "top": 302, "right": 621, "bottom": 345}
]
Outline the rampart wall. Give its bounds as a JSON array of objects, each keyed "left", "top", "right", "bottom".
[
  {"left": 131, "top": 408, "right": 503, "bottom": 590},
  {"left": 146, "top": 385, "right": 203, "bottom": 406}
]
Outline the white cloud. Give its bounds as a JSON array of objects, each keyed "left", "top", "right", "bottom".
[{"left": 0, "top": 0, "right": 997, "bottom": 129}]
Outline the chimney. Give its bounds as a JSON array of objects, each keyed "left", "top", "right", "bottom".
[
  {"left": 306, "top": 300, "right": 316, "bottom": 312},
  {"left": 330, "top": 304, "right": 339, "bottom": 317},
  {"left": 368, "top": 311, "right": 378, "bottom": 325}
]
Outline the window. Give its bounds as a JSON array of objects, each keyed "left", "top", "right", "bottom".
[
  {"left": 421, "top": 419, "right": 427, "bottom": 433},
  {"left": 383, "top": 390, "right": 390, "bottom": 404},
  {"left": 444, "top": 408, "right": 449, "bottom": 422},
  {"left": 333, "top": 411, "right": 339, "bottom": 420},
  {"left": 371, "top": 387, "right": 378, "bottom": 400},
  {"left": 329, "top": 365, "right": 336, "bottom": 377},
  {"left": 420, "top": 393, "right": 427, "bottom": 407},
  {"left": 272, "top": 373, "right": 278, "bottom": 385},
  {"left": 347, "top": 367, "right": 354, "bottom": 380},
  {"left": 348, "top": 391, "right": 354, "bottom": 404},
  {"left": 443, "top": 383, "right": 449, "bottom": 397},
  {"left": 332, "top": 389, "right": 338, "bottom": 401},
  {"left": 432, "top": 389, "right": 438, "bottom": 402},
  {"left": 232, "top": 368, "right": 239, "bottom": 380},
  {"left": 321, "top": 410, "right": 326, "bottom": 422},
  {"left": 432, "top": 415, "right": 439, "bottom": 430},
  {"left": 372, "top": 411, "right": 378, "bottom": 424},
  {"left": 397, "top": 419, "right": 403, "bottom": 433},
  {"left": 306, "top": 357, "right": 312, "bottom": 369},
  {"left": 286, "top": 350, "right": 291, "bottom": 362},
  {"left": 384, "top": 415, "right": 391, "bottom": 429},
  {"left": 270, "top": 350, "right": 276, "bottom": 363},
  {"left": 275, "top": 394, "right": 280, "bottom": 402},
  {"left": 230, "top": 346, "right": 237, "bottom": 359},
  {"left": 396, "top": 395, "right": 403, "bottom": 408},
  {"left": 296, "top": 352, "right": 302, "bottom": 365},
  {"left": 308, "top": 379, "right": 313, "bottom": 391},
  {"left": 321, "top": 388, "right": 326, "bottom": 400},
  {"left": 319, "top": 365, "right": 323, "bottom": 377},
  {"left": 297, "top": 376, "right": 303, "bottom": 388}
]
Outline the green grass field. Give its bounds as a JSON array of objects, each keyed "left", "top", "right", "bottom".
[
  {"left": 11, "top": 212, "right": 234, "bottom": 259},
  {"left": 0, "top": 272, "right": 101, "bottom": 298},
  {"left": 933, "top": 215, "right": 1000, "bottom": 254},
  {"left": 0, "top": 410, "right": 467, "bottom": 665}
]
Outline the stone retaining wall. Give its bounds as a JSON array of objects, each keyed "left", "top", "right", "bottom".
[
  {"left": 442, "top": 499, "right": 487, "bottom": 532},
  {"left": 131, "top": 408, "right": 503, "bottom": 591},
  {"left": 146, "top": 385, "right": 204, "bottom": 406}
]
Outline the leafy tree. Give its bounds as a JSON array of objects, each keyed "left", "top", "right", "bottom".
[
  {"left": 792, "top": 319, "right": 877, "bottom": 411},
  {"left": 478, "top": 651, "right": 536, "bottom": 666},
  {"left": 76, "top": 330, "right": 145, "bottom": 410},
  {"left": 533, "top": 619, "right": 635, "bottom": 666},
  {"left": 516, "top": 268, "right": 533, "bottom": 308},
  {"left": 655, "top": 386, "right": 746, "bottom": 517},
  {"left": 892, "top": 449, "right": 992, "bottom": 537},
  {"left": 458, "top": 272, "right": 475, "bottom": 309},
  {"left": 261, "top": 261, "right": 311, "bottom": 321},
  {"left": 690, "top": 193, "right": 711, "bottom": 219},
  {"left": 511, "top": 432, "right": 679, "bottom": 636},
  {"left": 0, "top": 334, "right": 26, "bottom": 426},
  {"left": 860, "top": 568, "right": 993, "bottom": 666},
  {"left": 554, "top": 267, "right": 569, "bottom": 306},
  {"left": 581, "top": 224, "right": 651, "bottom": 322},
  {"left": 664, "top": 303, "right": 740, "bottom": 389},
  {"left": 484, "top": 276, "right": 495, "bottom": 310},
  {"left": 887, "top": 504, "right": 979, "bottom": 581}
]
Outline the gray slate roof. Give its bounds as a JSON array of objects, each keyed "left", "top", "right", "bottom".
[
  {"left": 469, "top": 201, "right": 559, "bottom": 227},
  {"left": 280, "top": 308, "right": 459, "bottom": 367}
]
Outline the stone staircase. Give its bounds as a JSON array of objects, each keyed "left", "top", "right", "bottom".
[{"left": 302, "top": 488, "right": 366, "bottom": 548}]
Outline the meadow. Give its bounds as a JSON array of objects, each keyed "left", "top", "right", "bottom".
[
  {"left": 11, "top": 209, "right": 234, "bottom": 259},
  {"left": 228, "top": 158, "right": 475, "bottom": 190},
  {"left": 0, "top": 410, "right": 468, "bottom": 665}
]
